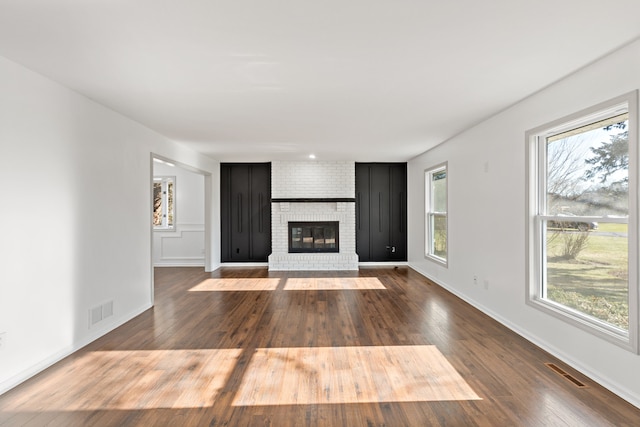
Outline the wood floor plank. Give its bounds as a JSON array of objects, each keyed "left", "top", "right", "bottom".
[{"left": 1, "top": 266, "right": 639, "bottom": 426}]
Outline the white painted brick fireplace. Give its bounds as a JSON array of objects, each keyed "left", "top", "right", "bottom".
[{"left": 268, "top": 161, "right": 359, "bottom": 270}]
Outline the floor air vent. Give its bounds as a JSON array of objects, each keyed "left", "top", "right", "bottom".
[{"left": 545, "top": 363, "right": 589, "bottom": 388}]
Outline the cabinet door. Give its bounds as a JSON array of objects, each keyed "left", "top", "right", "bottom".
[
  {"left": 355, "top": 163, "right": 372, "bottom": 261},
  {"left": 221, "top": 163, "right": 271, "bottom": 262},
  {"left": 249, "top": 163, "right": 271, "bottom": 260},
  {"left": 369, "top": 164, "right": 392, "bottom": 261},
  {"left": 355, "top": 163, "right": 407, "bottom": 262},
  {"left": 388, "top": 163, "right": 407, "bottom": 260},
  {"left": 221, "top": 164, "right": 250, "bottom": 261}
]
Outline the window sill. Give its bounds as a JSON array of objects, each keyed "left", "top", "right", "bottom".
[
  {"left": 425, "top": 254, "right": 448, "bottom": 268},
  {"left": 526, "top": 297, "right": 635, "bottom": 353}
]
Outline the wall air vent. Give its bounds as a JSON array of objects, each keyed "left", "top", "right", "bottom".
[
  {"left": 90, "top": 306, "right": 102, "bottom": 327},
  {"left": 89, "top": 300, "right": 114, "bottom": 329},
  {"left": 103, "top": 300, "right": 114, "bottom": 318}
]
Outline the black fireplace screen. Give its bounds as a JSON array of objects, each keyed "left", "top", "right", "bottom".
[{"left": 289, "top": 221, "right": 339, "bottom": 253}]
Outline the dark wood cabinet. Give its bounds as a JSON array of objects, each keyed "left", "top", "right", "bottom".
[
  {"left": 355, "top": 163, "right": 407, "bottom": 262},
  {"left": 221, "top": 163, "right": 271, "bottom": 262}
]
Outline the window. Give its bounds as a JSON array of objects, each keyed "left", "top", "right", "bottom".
[
  {"left": 425, "top": 163, "right": 448, "bottom": 265},
  {"left": 153, "top": 176, "right": 175, "bottom": 229},
  {"left": 526, "top": 92, "right": 638, "bottom": 352}
]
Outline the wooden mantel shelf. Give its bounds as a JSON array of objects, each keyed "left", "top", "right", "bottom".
[{"left": 271, "top": 198, "right": 356, "bottom": 203}]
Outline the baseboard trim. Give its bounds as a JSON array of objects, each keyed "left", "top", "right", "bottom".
[
  {"left": 359, "top": 261, "right": 408, "bottom": 267},
  {"left": 0, "top": 302, "right": 152, "bottom": 396},
  {"left": 153, "top": 262, "right": 205, "bottom": 267},
  {"left": 219, "top": 262, "right": 269, "bottom": 268}
]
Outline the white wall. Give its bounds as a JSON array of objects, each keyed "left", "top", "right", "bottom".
[
  {"left": 408, "top": 39, "right": 640, "bottom": 407},
  {"left": 0, "top": 55, "right": 219, "bottom": 394},
  {"left": 153, "top": 163, "right": 205, "bottom": 267}
]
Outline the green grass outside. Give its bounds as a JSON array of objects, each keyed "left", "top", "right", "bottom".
[
  {"left": 546, "top": 225, "right": 628, "bottom": 330},
  {"left": 596, "top": 222, "right": 628, "bottom": 233}
]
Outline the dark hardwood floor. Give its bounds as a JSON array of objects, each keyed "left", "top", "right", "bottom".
[{"left": 1, "top": 267, "right": 639, "bottom": 426}]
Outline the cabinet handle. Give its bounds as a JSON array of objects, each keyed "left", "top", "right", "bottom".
[
  {"left": 400, "top": 192, "right": 404, "bottom": 232},
  {"left": 356, "top": 193, "right": 361, "bottom": 230},
  {"left": 237, "top": 194, "right": 242, "bottom": 233},
  {"left": 258, "top": 193, "right": 263, "bottom": 233},
  {"left": 379, "top": 192, "right": 383, "bottom": 232}
]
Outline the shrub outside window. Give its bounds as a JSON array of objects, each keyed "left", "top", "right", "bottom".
[{"left": 526, "top": 92, "right": 638, "bottom": 352}]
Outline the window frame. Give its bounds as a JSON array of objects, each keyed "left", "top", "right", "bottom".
[
  {"left": 425, "top": 162, "right": 448, "bottom": 266},
  {"left": 153, "top": 175, "right": 176, "bottom": 231},
  {"left": 525, "top": 91, "right": 639, "bottom": 353}
]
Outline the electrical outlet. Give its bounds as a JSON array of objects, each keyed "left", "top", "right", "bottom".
[
  {"left": 0, "top": 332, "right": 6, "bottom": 350},
  {"left": 484, "top": 280, "right": 489, "bottom": 290},
  {"left": 473, "top": 275, "right": 478, "bottom": 285}
]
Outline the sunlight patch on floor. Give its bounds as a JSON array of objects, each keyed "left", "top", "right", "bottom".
[
  {"left": 189, "top": 278, "right": 280, "bottom": 291},
  {"left": 283, "top": 277, "right": 386, "bottom": 290},
  {"left": 1, "top": 350, "right": 241, "bottom": 411},
  {"left": 232, "top": 345, "right": 480, "bottom": 406}
]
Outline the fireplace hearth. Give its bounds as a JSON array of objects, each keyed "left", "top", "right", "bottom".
[{"left": 289, "top": 221, "right": 339, "bottom": 253}]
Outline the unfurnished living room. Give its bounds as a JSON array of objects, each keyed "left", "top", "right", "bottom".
[{"left": 2, "top": 1, "right": 640, "bottom": 426}]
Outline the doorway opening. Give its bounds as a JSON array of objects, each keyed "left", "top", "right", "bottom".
[{"left": 150, "top": 154, "right": 212, "bottom": 303}]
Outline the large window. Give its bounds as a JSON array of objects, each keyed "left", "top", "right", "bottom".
[
  {"left": 425, "top": 163, "right": 448, "bottom": 265},
  {"left": 153, "top": 176, "right": 175, "bottom": 230},
  {"left": 526, "top": 92, "right": 638, "bottom": 352}
]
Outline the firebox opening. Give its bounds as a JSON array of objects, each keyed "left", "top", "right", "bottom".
[{"left": 289, "top": 221, "right": 339, "bottom": 253}]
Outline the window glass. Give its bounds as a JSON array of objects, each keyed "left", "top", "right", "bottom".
[
  {"left": 543, "top": 114, "right": 629, "bottom": 330},
  {"left": 153, "top": 182, "right": 163, "bottom": 227},
  {"left": 153, "top": 177, "right": 175, "bottom": 229},
  {"left": 545, "top": 226, "right": 628, "bottom": 329},
  {"left": 167, "top": 179, "right": 174, "bottom": 227},
  {"left": 546, "top": 114, "right": 628, "bottom": 216},
  {"left": 432, "top": 170, "right": 447, "bottom": 212}
]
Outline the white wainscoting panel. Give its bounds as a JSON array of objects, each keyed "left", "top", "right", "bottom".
[{"left": 153, "top": 223, "right": 205, "bottom": 266}]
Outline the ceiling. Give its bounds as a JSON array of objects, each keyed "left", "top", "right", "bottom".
[{"left": 1, "top": 1, "right": 639, "bottom": 162}]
